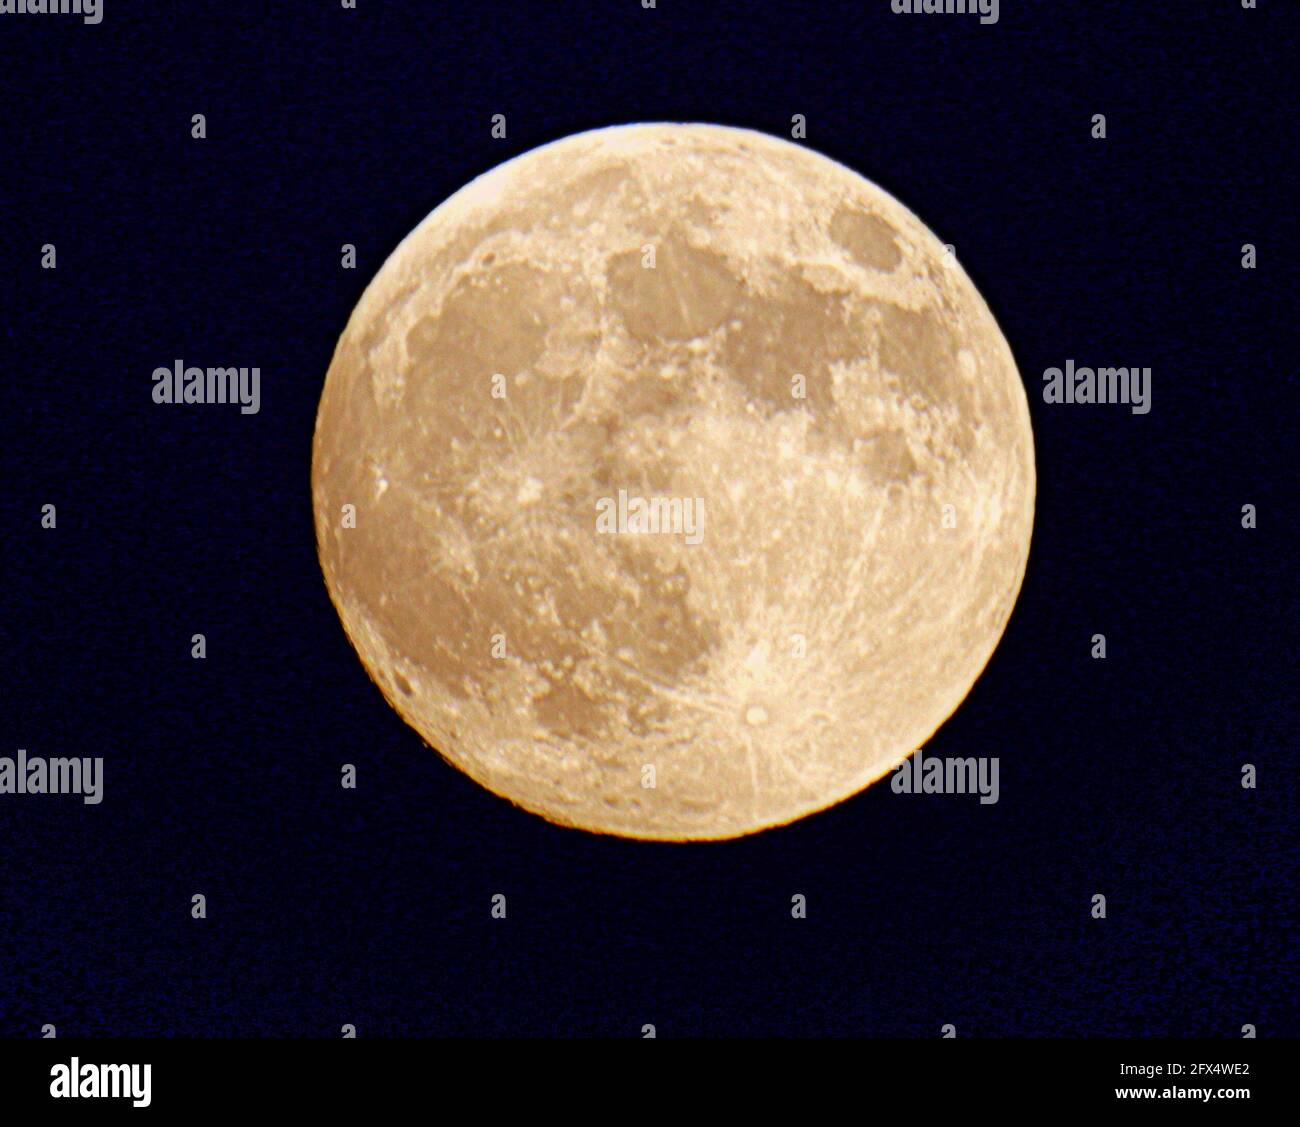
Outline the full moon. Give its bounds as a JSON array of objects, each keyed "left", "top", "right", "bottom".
[{"left": 312, "top": 123, "right": 1035, "bottom": 840}]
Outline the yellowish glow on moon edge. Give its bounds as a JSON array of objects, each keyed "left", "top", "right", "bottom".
[{"left": 312, "top": 123, "right": 1035, "bottom": 841}]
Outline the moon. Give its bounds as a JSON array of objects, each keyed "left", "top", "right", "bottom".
[{"left": 312, "top": 123, "right": 1035, "bottom": 840}]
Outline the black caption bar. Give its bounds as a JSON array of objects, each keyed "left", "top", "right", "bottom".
[{"left": 0, "top": 1037, "right": 1287, "bottom": 1114}]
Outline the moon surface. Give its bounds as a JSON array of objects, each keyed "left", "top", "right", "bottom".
[{"left": 312, "top": 123, "right": 1035, "bottom": 840}]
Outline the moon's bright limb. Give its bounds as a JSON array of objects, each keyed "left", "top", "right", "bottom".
[{"left": 312, "top": 123, "right": 1035, "bottom": 840}]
